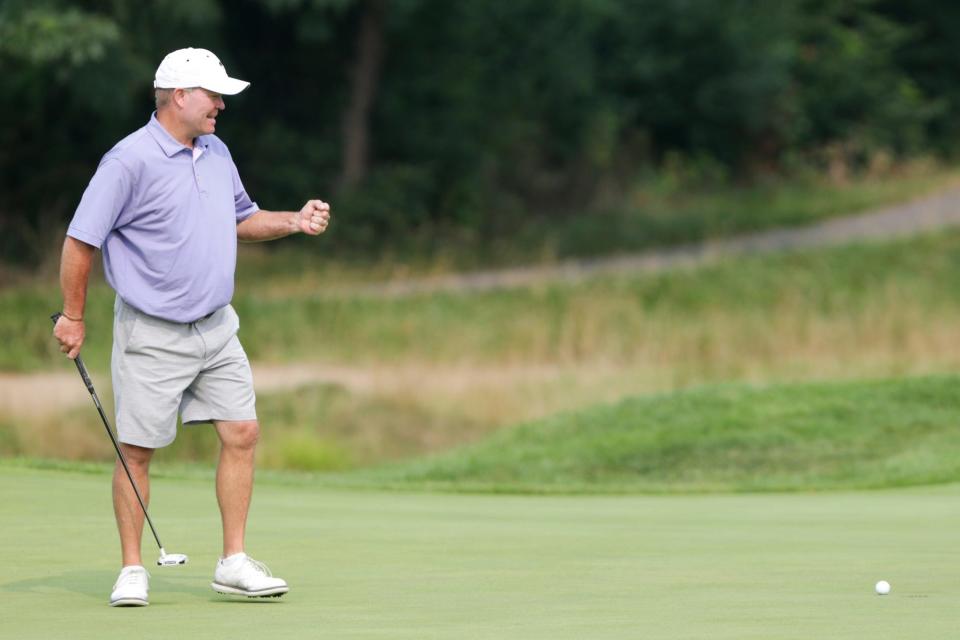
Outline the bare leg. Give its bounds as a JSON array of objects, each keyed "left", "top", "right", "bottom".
[
  {"left": 113, "top": 443, "right": 154, "bottom": 567},
  {"left": 214, "top": 420, "right": 259, "bottom": 557}
]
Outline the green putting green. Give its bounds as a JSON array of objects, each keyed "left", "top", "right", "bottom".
[{"left": 2, "top": 463, "right": 957, "bottom": 639}]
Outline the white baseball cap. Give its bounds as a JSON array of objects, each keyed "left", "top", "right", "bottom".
[{"left": 153, "top": 47, "right": 250, "bottom": 95}]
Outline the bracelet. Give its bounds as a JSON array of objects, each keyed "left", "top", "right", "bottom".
[{"left": 61, "top": 311, "right": 83, "bottom": 322}]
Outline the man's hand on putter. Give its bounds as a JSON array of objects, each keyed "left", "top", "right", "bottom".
[
  {"left": 297, "top": 199, "right": 331, "bottom": 236},
  {"left": 54, "top": 315, "right": 85, "bottom": 360}
]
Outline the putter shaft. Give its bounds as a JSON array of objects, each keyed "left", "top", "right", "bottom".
[{"left": 51, "top": 313, "right": 166, "bottom": 553}]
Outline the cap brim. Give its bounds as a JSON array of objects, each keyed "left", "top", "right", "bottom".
[{"left": 200, "top": 77, "right": 250, "bottom": 95}]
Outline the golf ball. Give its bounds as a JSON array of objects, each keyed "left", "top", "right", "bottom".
[{"left": 875, "top": 580, "right": 891, "bottom": 595}]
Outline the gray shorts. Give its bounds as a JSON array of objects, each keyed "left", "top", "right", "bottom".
[{"left": 111, "top": 296, "right": 257, "bottom": 448}]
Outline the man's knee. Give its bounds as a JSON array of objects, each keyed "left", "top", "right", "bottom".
[
  {"left": 218, "top": 420, "right": 260, "bottom": 450},
  {"left": 119, "top": 443, "right": 154, "bottom": 469}
]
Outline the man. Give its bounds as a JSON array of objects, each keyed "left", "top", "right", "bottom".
[{"left": 53, "top": 47, "right": 330, "bottom": 607}]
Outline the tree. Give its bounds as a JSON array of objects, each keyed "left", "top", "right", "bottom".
[{"left": 340, "top": 0, "right": 387, "bottom": 188}]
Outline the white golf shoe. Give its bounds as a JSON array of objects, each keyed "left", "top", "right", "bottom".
[
  {"left": 211, "top": 553, "right": 289, "bottom": 598},
  {"left": 110, "top": 565, "right": 149, "bottom": 607}
]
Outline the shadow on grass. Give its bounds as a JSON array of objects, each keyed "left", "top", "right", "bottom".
[
  {"left": 209, "top": 596, "right": 287, "bottom": 604},
  {"left": 1, "top": 570, "right": 212, "bottom": 602}
]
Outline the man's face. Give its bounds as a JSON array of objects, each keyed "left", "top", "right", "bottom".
[{"left": 179, "top": 88, "right": 225, "bottom": 138}]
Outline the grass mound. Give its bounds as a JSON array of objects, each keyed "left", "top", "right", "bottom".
[{"left": 347, "top": 375, "right": 960, "bottom": 493}]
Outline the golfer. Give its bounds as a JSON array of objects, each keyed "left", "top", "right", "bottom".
[{"left": 53, "top": 48, "right": 330, "bottom": 606}]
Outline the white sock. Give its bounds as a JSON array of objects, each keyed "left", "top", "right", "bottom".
[{"left": 221, "top": 552, "right": 246, "bottom": 565}]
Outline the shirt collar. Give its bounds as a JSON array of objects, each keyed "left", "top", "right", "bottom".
[{"left": 146, "top": 112, "right": 211, "bottom": 157}]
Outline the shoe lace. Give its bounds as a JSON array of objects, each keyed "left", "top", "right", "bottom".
[
  {"left": 244, "top": 557, "right": 273, "bottom": 577},
  {"left": 114, "top": 568, "right": 150, "bottom": 590}
]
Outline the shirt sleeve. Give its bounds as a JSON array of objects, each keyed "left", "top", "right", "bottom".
[
  {"left": 230, "top": 158, "right": 259, "bottom": 223},
  {"left": 66, "top": 158, "right": 134, "bottom": 249}
]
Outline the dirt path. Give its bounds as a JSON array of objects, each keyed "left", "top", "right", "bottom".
[
  {"left": 0, "top": 365, "right": 364, "bottom": 419},
  {"left": 6, "top": 184, "right": 960, "bottom": 418},
  {"left": 0, "top": 362, "right": 570, "bottom": 419}
]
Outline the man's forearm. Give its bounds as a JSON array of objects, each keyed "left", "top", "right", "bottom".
[
  {"left": 60, "top": 236, "right": 96, "bottom": 319},
  {"left": 236, "top": 210, "right": 301, "bottom": 242}
]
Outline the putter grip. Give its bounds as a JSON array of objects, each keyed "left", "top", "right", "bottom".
[{"left": 51, "top": 312, "right": 95, "bottom": 394}]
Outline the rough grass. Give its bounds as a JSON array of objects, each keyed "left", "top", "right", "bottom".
[
  {"left": 8, "top": 230, "right": 960, "bottom": 376},
  {"left": 9, "top": 232, "right": 960, "bottom": 469},
  {"left": 332, "top": 375, "right": 960, "bottom": 493},
  {"left": 7, "top": 175, "right": 960, "bottom": 471},
  {"left": 236, "top": 231, "right": 960, "bottom": 388}
]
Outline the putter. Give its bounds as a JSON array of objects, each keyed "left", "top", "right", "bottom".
[{"left": 51, "top": 313, "right": 188, "bottom": 567}]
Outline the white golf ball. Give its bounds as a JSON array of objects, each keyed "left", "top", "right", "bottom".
[{"left": 875, "top": 580, "right": 891, "bottom": 595}]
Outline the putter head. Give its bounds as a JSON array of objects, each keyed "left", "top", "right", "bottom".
[{"left": 157, "top": 552, "right": 189, "bottom": 566}]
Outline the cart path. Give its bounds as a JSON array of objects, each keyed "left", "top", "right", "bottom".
[{"left": 323, "top": 183, "right": 960, "bottom": 298}]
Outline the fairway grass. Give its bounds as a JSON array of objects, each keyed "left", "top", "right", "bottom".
[{"left": 2, "top": 464, "right": 958, "bottom": 639}]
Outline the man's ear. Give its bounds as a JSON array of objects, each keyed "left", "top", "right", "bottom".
[{"left": 172, "top": 88, "right": 189, "bottom": 108}]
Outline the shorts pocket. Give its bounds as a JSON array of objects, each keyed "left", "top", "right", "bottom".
[
  {"left": 225, "top": 304, "right": 241, "bottom": 334},
  {"left": 115, "top": 299, "right": 142, "bottom": 354}
]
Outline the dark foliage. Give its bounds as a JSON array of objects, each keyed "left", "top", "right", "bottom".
[{"left": 0, "top": 0, "right": 954, "bottom": 263}]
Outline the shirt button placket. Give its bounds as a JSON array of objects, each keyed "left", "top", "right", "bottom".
[{"left": 194, "top": 166, "right": 206, "bottom": 197}]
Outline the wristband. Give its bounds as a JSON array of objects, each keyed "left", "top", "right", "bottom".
[{"left": 61, "top": 311, "right": 83, "bottom": 322}]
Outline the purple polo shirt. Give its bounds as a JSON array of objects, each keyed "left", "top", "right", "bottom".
[{"left": 67, "top": 113, "right": 259, "bottom": 323}]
